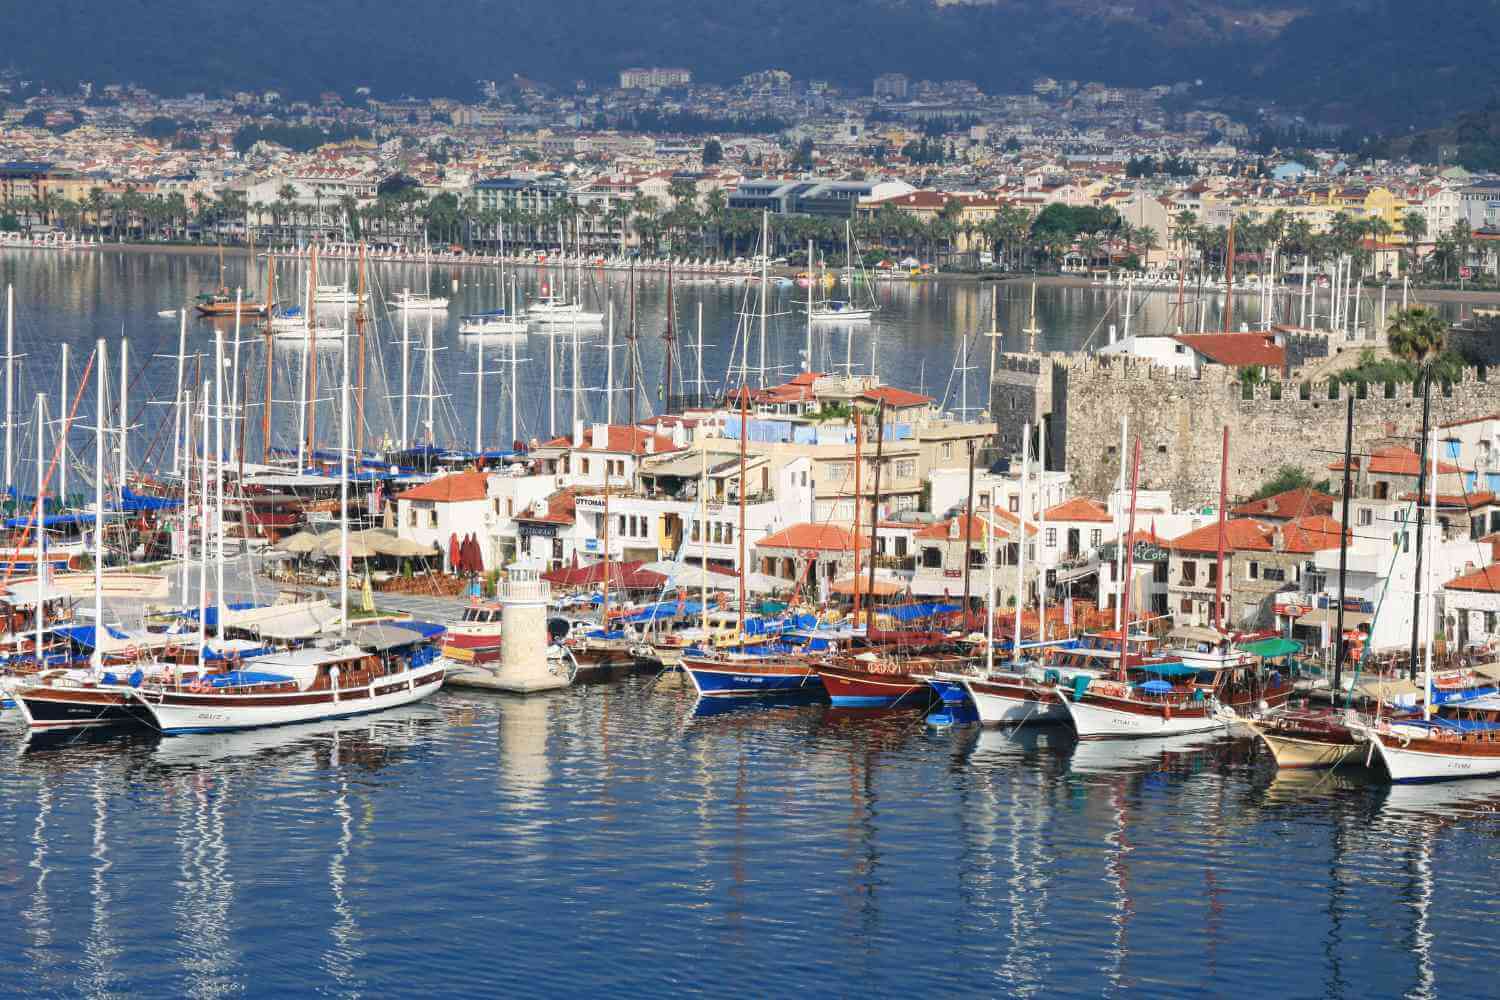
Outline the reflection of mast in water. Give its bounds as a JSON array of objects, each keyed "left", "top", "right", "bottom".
[
  {"left": 81, "top": 766, "right": 122, "bottom": 995},
  {"left": 1405, "top": 825, "right": 1436, "bottom": 1000},
  {"left": 22, "top": 784, "right": 54, "bottom": 975},
  {"left": 1102, "top": 778, "right": 1134, "bottom": 993},
  {"left": 174, "top": 766, "right": 236, "bottom": 995},
  {"left": 323, "top": 729, "right": 367, "bottom": 991}
]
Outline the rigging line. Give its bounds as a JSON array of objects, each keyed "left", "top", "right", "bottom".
[{"left": 0, "top": 347, "right": 97, "bottom": 596}]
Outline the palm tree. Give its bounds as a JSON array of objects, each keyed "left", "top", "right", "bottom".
[{"left": 1387, "top": 305, "right": 1448, "bottom": 376}]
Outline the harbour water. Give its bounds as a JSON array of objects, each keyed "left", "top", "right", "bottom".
[
  {"left": 2, "top": 249, "right": 1499, "bottom": 997},
  {"left": 0, "top": 247, "right": 1447, "bottom": 472},
  {"left": 4, "top": 684, "right": 1500, "bottom": 997}
]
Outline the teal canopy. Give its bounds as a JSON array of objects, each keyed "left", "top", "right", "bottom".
[{"left": 1238, "top": 638, "right": 1303, "bottom": 659}]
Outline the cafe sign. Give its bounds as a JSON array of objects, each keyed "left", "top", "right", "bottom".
[{"left": 1099, "top": 539, "right": 1168, "bottom": 564}]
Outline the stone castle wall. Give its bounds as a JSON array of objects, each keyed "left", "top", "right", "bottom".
[{"left": 1053, "top": 356, "right": 1500, "bottom": 507}]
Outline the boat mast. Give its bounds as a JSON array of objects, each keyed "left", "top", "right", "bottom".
[
  {"left": 1212, "top": 426, "right": 1228, "bottom": 630},
  {"left": 424, "top": 310, "right": 435, "bottom": 445},
  {"left": 1333, "top": 394, "right": 1354, "bottom": 695},
  {"left": 1117, "top": 438, "right": 1142, "bottom": 682},
  {"left": 355, "top": 242, "right": 368, "bottom": 461},
  {"left": 58, "top": 345, "right": 68, "bottom": 504},
  {"left": 214, "top": 326, "right": 226, "bottom": 625},
  {"left": 852, "top": 401, "right": 863, "bottom": 626},
  {"left": 1113, "top": 415, "right": 1128, "bottom": 629},
  {"left": 865, "top": 400, "right": 885, "bottom": 631},
  {"left": 1222, "top": 220, "right": 1236, "bottom": 333},
  {"left": 699, "top": 436, "right": 708, "bottom": 636},
  {"left": 306, "top": 248, "right": 319, "bottom": 462},
  {"left": 230, "top": 295, "right": 243, "bottom": 468},
  {"left": 961, "top": 439, "right": 976, "bottom": 624},
  {"left": 606, "top": 309, "right": 615, "bottom": 425},
  {"left": 1037, "top": 419, "right": 1047, "bottom": 638},
  {"left": 805, "top": 238, "right": 814, "bottom": 374},
  {"left": 33, "top": 393, "right": 45, "bottom": 666},
  {"left": 1423, "top": 421, "right": 1436, "bottom": 720},
  {"left": 628, "top": 269, "right": 638, "bottom": 425},
  {"left": 758, "top": 211, "right": 768, "bottom": 389},
  {"left": 510, "top": 279, "right": 519, "bottom": 447},
  {"left": 737, "top": 383, "right": 747, "bottom": 639},
  {"left": 113, "top": 335, "right": 128, "bottom": 507},
  {"left": 197, "top": 380, "right": 210, "bottom": 675},
  {"left": 475, "top": 322, "right": 485, "bottom": 453},
  {"left": 1014, "top": 423, "right": 1029, "bottom": 657},
  {"left": 173, "top": 308, "right": 187, "bottom": 474},
  {"left": 92, "top": 340, "right": 106, "bottom": 673},
  {"left": 340, "top": 317, "right": 350, "bottom": 634},
  {"left": 662, "top": 263, "right": 675, "bottom": 413},
  {"left": 401, "top": 287, "right": 410, "bottom": 450},
  {"left": 3, "top": 283, "right": 11, "bottom": 497},
  {"left": 261, "top": 264, "right": 275, "bottom": 463}
]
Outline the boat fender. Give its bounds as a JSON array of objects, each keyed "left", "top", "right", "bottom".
[
  {"left": 1163, "top": 703, "right": 1171, "bottom": 720},
  {"left": 189, "top": 678, "right": 207, "bottom": 693}
]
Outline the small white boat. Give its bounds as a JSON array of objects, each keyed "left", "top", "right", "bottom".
[
  {"left": 391, "top": 291, "right": 450, "bottom": 311},
  {"left": 807, "top": 302, "right": 874, "bottom": 324},
  {"left": 314, "top": 284, "right": 364, "bottom": 306},
  {"left": 157, "top": 309, "right": 179, "bottom": 318},
  {"left": 459, "top": 311, "right": 528, "bottom": 336}
]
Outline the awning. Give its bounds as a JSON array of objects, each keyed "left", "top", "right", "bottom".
[
  {"left": 1238, "top": 637, "right": 1303, "bottom": 659},
  {"left": 1170, "top": 626, "right": 1227, "bottom": 645},
  {"left": 232, "top": 601, "right": 342, "bottom": 639},
  {"left": 388, "top": 620, "right": 446, "bottom": 640},
  {"left": 1296, "top": 608, "right": 1372, "bottom": 629},
  {"left": 1352, "top": 675, "right": 1420, "bottom": 702},
  {"left": 831, "top": 576, "right": 902, "bottom": 597},
  {"left": 349, "top": 623, "right": 427, "bottom": 651}
]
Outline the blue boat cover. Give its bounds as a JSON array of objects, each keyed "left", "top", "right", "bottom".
[
  {"left": 1139, "top": 679, "right": 1175, "bottom": 694},
  {"left": 203, "top": 670, "right": 294, "bottom": 687},
  {"left": 122, "top": 487, "right": 183, "bottom": 511},
  {"left": 388, "top": 620, "right": 446, "bottom": 639},
  {"left": 5, "top": 512, "right": 97, "bottom": 528},
  {"left": 1143, "top": 661, "right": 1199, "bottom": 677},
  {"left": 888, "top": 601, "right": 962, "bottom": 622},
  {"left": 56, "top": 624, "right": 132, "bottom": 648}
]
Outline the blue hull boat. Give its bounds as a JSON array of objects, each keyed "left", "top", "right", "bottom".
[{"left": 682, "top": 656, "right": 825, "bottom": 698}]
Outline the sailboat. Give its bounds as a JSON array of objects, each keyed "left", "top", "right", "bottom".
[
  {"left": 195, "top": 243, "right": 268, "bottom": 317},
  {"left": 528, "top": 224, "right": 602, "bottom": 324},
  {"left": 1054, "top": 439, "right": 1228, "bottom": 740},
  {"left": 391, "top": 243, "right": 449, "bottom": 311},
  {"left": 1356, "top": 428, "right": 1500, "bottom": 782},
  {"left": 807, "top": 222, "right": 876, "bottom": 324}
]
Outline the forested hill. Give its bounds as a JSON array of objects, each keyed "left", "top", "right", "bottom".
[{"left": 8, "top": 0, "right": 1499, "bottom": 129}]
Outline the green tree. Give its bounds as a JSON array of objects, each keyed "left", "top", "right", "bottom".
[
  {"left": 702, "top": 138, "right": 723, "bottom": 166},
  {"left": 1387, "top": 305, "right": 1448, "bottom": 370}
]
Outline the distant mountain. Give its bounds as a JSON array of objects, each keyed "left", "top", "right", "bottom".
[{"left": 8, "top": 0, "right": 1499, "bottom": 130}]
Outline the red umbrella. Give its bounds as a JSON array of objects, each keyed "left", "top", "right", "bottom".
[
  {"left": 464, "top": 534, "right": 483, "bottom": 574},
  {"left": 448, "top": 533, "right": 461, "bottom": 573}
]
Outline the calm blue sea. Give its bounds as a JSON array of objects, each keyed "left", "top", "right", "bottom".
[{"left": 1, "top": 682, "right": 1498, "bottom": 998}]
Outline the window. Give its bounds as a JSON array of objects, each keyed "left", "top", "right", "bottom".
[
  {"left": 895, "top": 459, "right": 916, "bottom": 479},
  {"left": 691, "top": 520, "right": 700, "bottom": 542},
  {"left": 618, "top": 514, "right": 626, "bottom": 537},
  {"left": 712, "top": 522, "right": 723, "bottom": 544},
  {"left": 428, "top": 510, "right": 438, "bottom": 528},
  {"left": 1357, "top": 508, "right": 1372, "bottom": 527},
  {"left": 506, "top": 498, "right": 514, "bottom": 517},
  {"left": 581, "top": 458, "right": 590, "bottom": 475},
  {"left": 894, "top": 536, "right": 907, "bottom": 557},
  {"left": 1090, "top": 529, "right": 1102, "bottom": 548},
  {"left": 922, "top": 547, "right": 942, "bottom": 568},
  {"left": 1045, "top": 527, "right": 1057, "bottom": 547},
  {"left": 1262, "top": 567, "right": 1286, "bottom": 582},
  {"left": 942, "top": 442, "right": 953, "bottom": 460},
  {"left": 494, "top": 499, "right": 501, "bottom": 515},
  {"left": 1180, "top": 598, "right": 1193, "bottom": 614},
  {"left": 1182, "top": 561, "right": 1197, "bottom": 585},
  {"left": 969, "top": 548, "right": 986, "bottom": 568},
  {"left": 1207, "top": 564, "right": 1218, "bottom": 585},
  {"left": 408, "top": 508, "right": 417, "bottom": 527},
  {"left": 1008, "top": 496, "right": 1019, "bottom": 513},
  {"left": 724, "top": 523, "right": 734, "bottom": 545},
  {"left": 1153, "top": 562, "right": 1168, "bottom": 583},
  {"left": 1247, "top": 561, "right": 1259, "bottom": 580}
]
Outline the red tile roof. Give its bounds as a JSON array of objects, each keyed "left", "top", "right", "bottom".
[
  {"left": 1170, "top": 518, "right": 1274, "bottom": 553},
  {"left": 515, "top": 489, "right": 579, "bottom": 526},
  {"left": 396, "top": 469, "right": 488, "bottom": 503},
  {"left": 567, "top": 425, "right": 680, "bottom": 455},
  {"left": 915, "top": 508, "right": 1035, "bottom": 541},
  {"left": 1043, "top": 497, "right": 1112, "bottom": 523},
  {"left": 859, "top": 386, "right": 933, "bottom": 408},
  {"left": 1329, "top": 445, "right": 1462, "bottom": 477},
  {"left": 1171, "top": 333, "right": 1285, "bottom": 369},
  {"left": 758, "top": 523, "right": 858, "bottom": 551},
  {"left": 1280, "top": 515, "right": 1351, "bottom": 554},
  {"left": 1445, "top": 564, "right": 1500, "bottom": 594},
  {"left": 1231, "top": 487, "right": 1336, "bottom": 520}
]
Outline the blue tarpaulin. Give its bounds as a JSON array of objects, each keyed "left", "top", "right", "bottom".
[
  {"left": 388, "top": 620, "right": 446, "bottom": 639},
  {"left": 122, "top": 488, "right": 182, "bottom": 512},
  {"left": 888, "top": 601, "right": 961, "bottom": 622},
  {"left": 5, "top": 512, "right": 96, "bottom": 529},
  {"left": 178, "top": 602, "right": 258, "bottom": 627},
  {"left": 1143, "top": 662, "right": 1200, "bottom": 677},
  {"left": 56, "top": 624, "right": 132, "bottom": 648}
]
